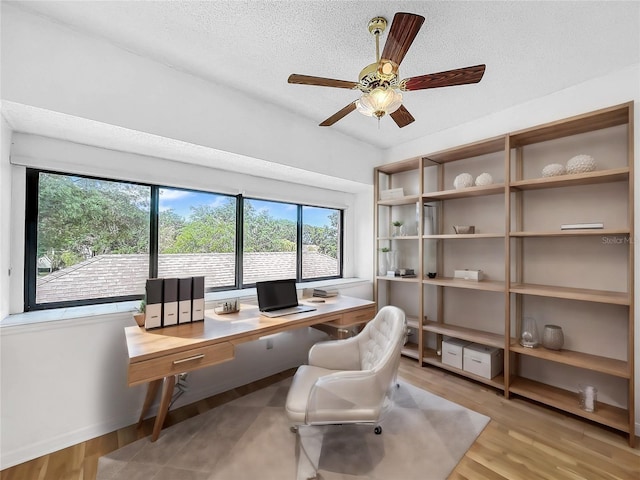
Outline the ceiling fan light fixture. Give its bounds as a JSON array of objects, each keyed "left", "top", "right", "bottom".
[{"left": 356, "top": 87, "right": 403, "bottom": 119}]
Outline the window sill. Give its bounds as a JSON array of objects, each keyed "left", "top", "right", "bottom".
[{"left": 1, "top": 277, "right": 371, "bottom": 330}]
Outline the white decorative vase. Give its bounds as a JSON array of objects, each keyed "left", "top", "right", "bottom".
[
  {"left": 386, "top": 251, "right": 399, "bottom": 271},
  {"left": 475, "top": 172, "right": 493, "bottom": 186},
  {"left": 566, "top": 154, "right": 596, "bottom": 174},
  {"left": 453, "top": 173, "right": 474, "bottom": 189},
  {"left": 542, "top": 163, "right": 566, "bottom": 177},
  {"left": 542, "top": 324, "right": 564, "bottom": 350},
  {"left": 378, "top": 252, "right": 388, "bottom": 276}
]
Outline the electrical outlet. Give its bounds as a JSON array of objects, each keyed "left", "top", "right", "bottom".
[{"left": 266, "top": 339, "right": 274, "bottom": 350}]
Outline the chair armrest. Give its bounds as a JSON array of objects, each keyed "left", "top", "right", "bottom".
[
  {"left": 305, "top": 370, "right": 389, "bottom": 424},
  {"left": 308, "top": 337, "right": 360, "bottom": 370}
]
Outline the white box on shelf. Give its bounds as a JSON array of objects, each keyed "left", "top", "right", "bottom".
[
  {"left": 454, "top": 269, "right": 483, "bottom": 281},
  {"left": 380, "top": 187, "right": 404, "bottom": 200},
  {"left": 463, "top": 343, "right": 503, "bottom": 379},
  {"left": 441, "top": 337, "right": 472, "bottom": 369}
]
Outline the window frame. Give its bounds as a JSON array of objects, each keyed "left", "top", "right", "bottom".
[{"left": 24, "top": 168, "right": 344, "bottom": 311}]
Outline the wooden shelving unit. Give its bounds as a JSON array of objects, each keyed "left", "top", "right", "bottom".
[{"left": 373, "top": 102, "right": 635, "bottom": 446}]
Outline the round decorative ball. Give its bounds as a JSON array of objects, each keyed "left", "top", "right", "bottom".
[
  {"left": 542, "top": 163, "right": 566, "bottom": 177},
  {"left": 566, "top": 154, "right": 596, "bottom": 174},
  {"left": 475, "top": 172, "right": 493, "bottom": 186},
  {"left": 453, "top": 173, "right": 474, "bottom": 189}
]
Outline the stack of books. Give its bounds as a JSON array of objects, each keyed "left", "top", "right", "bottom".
[{"left": 313, "top": 288, "right": 338, "bottom": 298}]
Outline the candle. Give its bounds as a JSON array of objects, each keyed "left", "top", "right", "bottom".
[
  {"left": 584, "top": 386, "right": 595, "bottom": 412},
  {"left": 579, "top": 384, "right": 597, "bottom": 412}
]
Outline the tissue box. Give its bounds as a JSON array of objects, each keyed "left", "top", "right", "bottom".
[
  {"left": 441, "top": 337, "right": 472, "bottom": 369},
  {"left": 454, "top": 269, "right": 483, "bottom": 281},
  {"left": 463, "top": 343, "right": 503, "bottom": 379}
]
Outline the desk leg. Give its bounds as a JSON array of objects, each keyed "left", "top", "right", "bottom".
[
  {"left": 151, "top": 375, "right": 176, "bottom": 442},
  {"left": 137, "top": 379, "right": 162, "bottom": 428}
]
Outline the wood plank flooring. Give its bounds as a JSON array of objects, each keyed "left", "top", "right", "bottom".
[{"left": 1, "top": 359, "right": 638, "bottom": 480}]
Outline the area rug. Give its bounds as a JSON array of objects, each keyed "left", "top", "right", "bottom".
[{"left": 97, "top": 378, "right": 489, "bottom": 480}]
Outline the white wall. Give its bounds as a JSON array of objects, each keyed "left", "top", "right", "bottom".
[
  {"left": 0, "top": 117, "right": 12, "bottom": 320},
  {"left": 383, "top": 64, "right": 640, "bottom": 436},
  {"left": 0, "top": 4, "right": 382, "bottom": 185}
]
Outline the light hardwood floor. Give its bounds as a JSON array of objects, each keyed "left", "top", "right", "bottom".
[{"left": 2, "top": 358, "right": 638, "bottom": 480}]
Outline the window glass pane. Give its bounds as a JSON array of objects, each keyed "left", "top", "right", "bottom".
[
  {"left": 243, "top": 199, "right": 297, "bottom": 284},
  {"left": 302, "top": 206, "right": 341, "bottom": 279},
  {"left": 158, "top": 188, "right": 236, "bottom": 289},
  {"left": 35, "top": 173, "right": 150, "bottom": 304}
]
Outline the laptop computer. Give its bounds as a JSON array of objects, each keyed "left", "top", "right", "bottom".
[{"left": 256, "top": 279, "right": 316, "bottom": 318}]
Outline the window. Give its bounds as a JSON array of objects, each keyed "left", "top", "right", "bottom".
[
  {"left": 27, "top": 171, "right": 150, "bottom": 307},
  {"left": 243, "top": 199, "right": 298, "bottom": 284},
  {"left": 302, "top": 206, "right": 341, "bottom": 280},
  {"left": 24, "top": 169, "right": 343, "bottom": 310},
  {"left": 158, "top": 188, "right": 237, "bottom": 290}
]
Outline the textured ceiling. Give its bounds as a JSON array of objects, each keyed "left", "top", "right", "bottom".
[{"left": 4, "top": 1, "right": 640, "bottom": 150}]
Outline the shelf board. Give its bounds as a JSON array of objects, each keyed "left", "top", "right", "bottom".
[
  {"left": 510, "top": 283, "right": 629, "bottom": 305},
  {"left": 509, "top": 103, "right": 631, "bottom": 147},
  {"left": 423, "top": 321, "right": 504, "bottom": 349},
  {"left": 422, "top": 135, "right": 506, "bottom": 164},
  {"left": 377, "top": 235, "right": 420, "bottom": 241},
  {"left": 423, "top": 277, "right": 505, "bottom": 292},
  {"left": 401, "top": 342, "right": 422, "bottom": 360},
  {"left": 377, "top": 195, "right": 420, "bottom": 206},
  {"left": 422, "top": 348, "right": 505, "bottom": 390},
  {"left": 509, "top": 376, "right": 630, "bottom": 432},
  {"left": 376, "top": 276, "right": 421, "bottom": 283},
  {"left": 422, "top": 184, "right": 505, "bottom": 200},
  {"left": 376, "top": 158, "right": 420, "bottom": 175},
  {"left": 510, "top": 167, "right": 629, "bottom": 191},
  {"left": 510, "top": 228, "right": 629, "bottom": 237},
  {"left": 510, "top": 343, "right": 629, "bottom": 378},
  {"left": 406, "top": 316, "right": 421, "bottom": 330},
  {"left": 424, "top": 233, "right": 504, "bottom": 239}
]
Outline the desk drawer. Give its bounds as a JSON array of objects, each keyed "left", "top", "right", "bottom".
[
  {"left": 335, "top": 306, "right": 377, "bottom": 326},
  {"left": 129, "top": 342, "right": 235, "bottom": 386}
]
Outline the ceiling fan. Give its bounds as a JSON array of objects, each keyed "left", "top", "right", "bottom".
[{"left": 288, "top": 12, "right": 486, "bottom": 128}]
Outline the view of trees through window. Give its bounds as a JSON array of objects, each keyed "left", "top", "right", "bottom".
[
  {"left": 29, "top": 171, "right": 342, "bottom": 309},
  {"left": 158, "top": 188, "right": 237, "bottom": 288},
  {"left": 35, "top": 173, "right": 150, "bottom": 304},
  {"left": 243, "top": 199, "right": 298, "bottom": 283},
  {"left": 302, "top": 206, "right": 341, "bottom": 279}
]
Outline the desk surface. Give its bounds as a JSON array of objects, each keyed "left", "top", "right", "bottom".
[{"left": 125, "top": 295, "right": 375, "bottom": 365}]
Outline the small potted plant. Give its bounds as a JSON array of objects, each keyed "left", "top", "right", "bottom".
[
  {"left": 134, "top": 297, "right": 146, "bottom": 327},
  {"left": 392, "top": 220, "right": 404, "bottom": 237}
]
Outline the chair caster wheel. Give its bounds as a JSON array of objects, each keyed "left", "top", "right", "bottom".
[{"left": 374, "top": 426, "right": 382, "bottom": 435}]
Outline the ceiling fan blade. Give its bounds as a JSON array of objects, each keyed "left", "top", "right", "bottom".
[
  {"left": 320, "top": 101, "right": 357, "bottom": 126},
  {"left": 288, "top": 74, "right": 359, "bottom": 89},
  {"left": 380, "top": 12, "right": 425, "bottom": 66},
  {"left": 390, "top": 105, "right": 415, "bottom": 128},
  {"left": 403, "top": 64, "right": 486, "bottom": 91}
]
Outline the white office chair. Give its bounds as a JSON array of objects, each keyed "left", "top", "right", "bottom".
[
  {"left": 285, "top": 305, "right": 406, "bottom": 478},
  {"left": 285, "top": 305, "right": 407, "bottom": 430}
]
